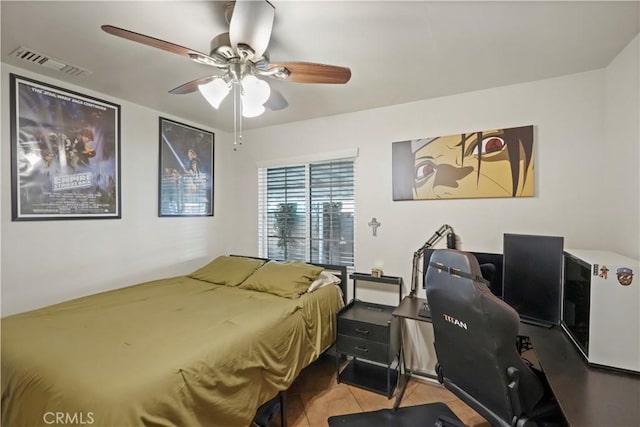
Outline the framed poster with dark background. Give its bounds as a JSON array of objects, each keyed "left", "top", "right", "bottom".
[
  {"left": 10, "top": 74, "right": 121, "bottom": 220},
  {"left": 158, "top": 117, "right": 214, "bottom": 217}
]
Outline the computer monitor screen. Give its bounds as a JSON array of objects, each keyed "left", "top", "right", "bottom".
[
  {"left": 423, "top": 249, "right": 503, "bottom": 297},
  {"left": 502, "top": 234, "right": 564, "bottom": 326}
]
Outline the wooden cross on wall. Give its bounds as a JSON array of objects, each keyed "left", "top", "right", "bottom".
[{"left": 368, "top": 217, "right": 381, "bottom": 237}]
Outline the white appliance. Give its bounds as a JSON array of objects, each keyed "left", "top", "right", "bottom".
[{"left": 562, "top": 249, "right": 639, "bottom": 374}]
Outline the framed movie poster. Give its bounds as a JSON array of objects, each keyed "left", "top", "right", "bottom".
[
  {"left": 392, "top": 125, "right": 534, "bottom": 201},
  {"left": 10, "top": 74, "right": 121, "bottom": 220},
  {"left": 158, "top": 117, "right": 214, "bottom": 217}
]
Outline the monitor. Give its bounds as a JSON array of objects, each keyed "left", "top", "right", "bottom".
[
  {"left": 502, "top": 233, "right": 564, "bottom": 326},
  {"left": 423, "top": 249, "right": 504, "bottom": 297}
]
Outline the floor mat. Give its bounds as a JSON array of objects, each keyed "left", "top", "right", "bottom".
[{"left": 327, "top": 402, "right": 461, "bottom": 427}]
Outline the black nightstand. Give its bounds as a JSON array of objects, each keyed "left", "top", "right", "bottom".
[{"left": 335, "top": 273, "right": 402, "bottom": 398}]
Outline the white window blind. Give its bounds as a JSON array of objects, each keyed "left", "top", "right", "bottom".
[{"left": 258, "top": 158, "right": 355, "bottom": 266}]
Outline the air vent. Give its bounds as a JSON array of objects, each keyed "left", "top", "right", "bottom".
[{"left": 10, "top": 46, "right": 92, "bottom": 78}]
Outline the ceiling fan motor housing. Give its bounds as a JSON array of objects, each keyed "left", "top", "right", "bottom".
[{"left": 210, "top": 33, "right": 235, "bottom": 61}]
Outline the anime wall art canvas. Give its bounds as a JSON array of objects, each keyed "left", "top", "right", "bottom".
[
  {"left": 10, "top": 74, "right": 121, "bottom": 220},
  {"left": 392, "top": 125, "right": 534, "bottom": 200}
]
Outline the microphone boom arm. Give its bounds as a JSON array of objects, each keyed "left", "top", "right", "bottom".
[{"left": 409, "top": 224, "right": 455, "bottom": 297}]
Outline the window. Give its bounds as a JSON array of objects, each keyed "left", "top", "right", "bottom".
[{"left": 258, "top": 158, "right": 355, "bottom": 266}]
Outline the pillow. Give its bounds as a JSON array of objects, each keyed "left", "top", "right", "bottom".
[
  {"left": 189, "top": 256, "right": 266, "bottom": 286},
  {"left": 308, "top": 270, "right": 341, "bottom": 293},
  {"left": 239, "top": 261, "right": 324, "bottom": 298}
]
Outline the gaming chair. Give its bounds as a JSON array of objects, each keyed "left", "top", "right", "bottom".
[{"left": 425, "top": 249, "right": 561, "bottom": 427}]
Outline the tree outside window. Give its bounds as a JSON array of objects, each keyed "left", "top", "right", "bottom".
[{"left": 274, "top": 203, "right": 297, "bottom": 260}]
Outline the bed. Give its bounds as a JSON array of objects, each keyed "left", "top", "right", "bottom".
[{"left": 1, "top": 256, "right": 347, "bottom": 427}]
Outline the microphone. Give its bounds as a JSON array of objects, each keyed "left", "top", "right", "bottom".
[{"left": 446, "top": 232, "right": 457, "bottom": 249}]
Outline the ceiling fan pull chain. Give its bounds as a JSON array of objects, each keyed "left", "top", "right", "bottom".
[
  {"left": 233, "top": 81, "right": 239, "bottom": 151},
  {"left": 238, "top": 84, "right": 243, "bottom": 147}
]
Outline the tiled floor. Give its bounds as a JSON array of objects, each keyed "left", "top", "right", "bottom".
[{"left": 273, "top": 355, "right": 489, "bottom": 427}]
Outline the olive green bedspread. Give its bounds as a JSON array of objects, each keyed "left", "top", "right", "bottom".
[{"left": 1, "top": 276, "right": 343, "bottom": 426}]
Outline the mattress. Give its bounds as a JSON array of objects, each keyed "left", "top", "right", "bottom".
[{"left": 1, "top": 275, "right": 343, "bottom": 427}]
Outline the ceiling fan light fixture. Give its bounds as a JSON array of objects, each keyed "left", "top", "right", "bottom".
[
  {"left": 240, "top": 74, "right": 270, "bottom": 117},
  {"left": 198, "top": 77, "right": 230, "bottom": 109},
  {"left": 241, "top": 101, "right": 265, "bottom": 118}
]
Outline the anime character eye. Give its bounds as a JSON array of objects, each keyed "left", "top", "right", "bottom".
[
  {"left": 415, "top": 160, "right": 436, "bottom": 182},
  {"left": 472, "top": 137, "right": 505, "bottom": 155}
]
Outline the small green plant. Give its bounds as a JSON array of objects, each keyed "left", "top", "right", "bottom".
[{"left": 275, "top": 203, "right": 297, "bottom": 259}]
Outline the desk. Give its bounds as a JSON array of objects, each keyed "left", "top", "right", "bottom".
[
  {"left": 391, "top": 296, "right": 433, "bottom": 409},
  {"left": 392, "top": 296, "right": 640, "bottom": 426},
  {"left": 520, "top": 323, "right": 640, "bottom": 427},
  {"left": 393, "top": 295, "right": 430, "bottom": 321}
]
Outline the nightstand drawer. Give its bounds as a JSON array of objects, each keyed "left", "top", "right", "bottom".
[
  {"left": 338, "top": 318, "right": 389, "bottom": 343},
  {"left": 337, "top": 334, "right": 390, "bottom": 364}
]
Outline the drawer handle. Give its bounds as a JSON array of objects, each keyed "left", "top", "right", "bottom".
[
  {"left": 355, "top": 346, "right": 369, "bottom": 352},
  {"left": 355, "top": 328, "right": 369, "bottom": 335}
]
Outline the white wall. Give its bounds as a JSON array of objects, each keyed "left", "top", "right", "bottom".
[
  {"left": 0, "top": 64, "right": 234, "bottom": 316},
  {"left": 222, "top": 68, "right": 640, "bottom": 372},
  {"left": 603, "top": 35, "right": 640, "bottom": 260}
]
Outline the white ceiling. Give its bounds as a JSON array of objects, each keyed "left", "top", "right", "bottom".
[{"left": 2, "top": 1, "right": 638, "bottom": 132}]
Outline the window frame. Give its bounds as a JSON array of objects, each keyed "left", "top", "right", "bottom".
[{"left": 258, "top": 154, "right": 356, "bottom": 267}]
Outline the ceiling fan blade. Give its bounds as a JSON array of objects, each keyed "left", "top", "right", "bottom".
[
  {"left": 264, "top": 87, "right": 288, "bottom": 111},
  {"left": 169, "top": 76, "right": 217, "bottom": 95},
  {"left": 229, "top": 0, "right": 275, "bottom": 59},
  {"left": 101, "top": 25, "right": 226, "bottom": 68},
  {"left": 270, "top": 62, "right": 352, "bottom": 84}
]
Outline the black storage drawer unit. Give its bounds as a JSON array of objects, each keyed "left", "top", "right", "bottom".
[{"left": 336, "top": 300, "right": 400, "bottom": 397}]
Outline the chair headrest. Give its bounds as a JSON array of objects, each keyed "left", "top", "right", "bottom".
[{"left": 428, "top": 250, "right": 489, "bottom": 287}]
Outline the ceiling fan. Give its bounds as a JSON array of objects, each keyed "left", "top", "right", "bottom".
[{"left": 101, "top": 0, "right": 352, "bottom": 122}]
